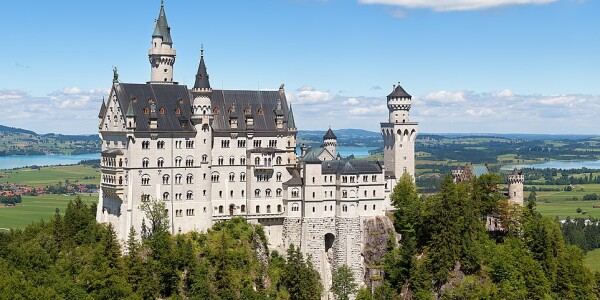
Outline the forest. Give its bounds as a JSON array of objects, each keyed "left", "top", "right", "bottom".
[{"left": 2, "top": 173, "right": 600, "bottom": 299}]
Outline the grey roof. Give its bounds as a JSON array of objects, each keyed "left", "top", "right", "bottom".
[
  {"left": 98, "top": 99, "right": 106, "bottom": 118},
  {"left": 388, "top": 83, "right": 412, "bottom": 99},
  {"left": 193, "top": 51, "right": 210, "bottom": 90},
  {"left": 287, "top": 105, "right": 296, "bottom": 129},
  {"left": 211, "top": 89, "right": 292, "bottom": 133},
  {"left": 283, "top": 168, "right": 303, "bottom": 186},
  {"left": 301, "top": 147, "right": 323, "bottom": 163},
  {"left": 322, "top": 159, "right": 383, "bottom": 175},
  {"left": 152, "top": 3, "right": 173, "bottom": 44},
  {"left": 511, "top": 168, "right": 522, "bottom": 176},
  {"left": 323, "top": 128, "right": 337, "bottom": 140},
  {"left": 113, "top": 83, "right": 194, "bottom": 132},
  {"left": 472, "top": 165, "right": 490, "bottom": 178},
  {"left": 126, "top": 99, "right": 135, "bottom": 117}
]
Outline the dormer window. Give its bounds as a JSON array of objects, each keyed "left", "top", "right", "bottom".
[
  {"left": 178, "top": 99, "right": 184, "bottom": 105},
  {"left": 213, "top": 108, "right": 219, "bottom": 115},
  {"left": 147, "top": 98, "right": 153, "bottom": 104},
  {"left": 159, "top": 107, "right": 165, "bottom": 115},
  {"left": 144, "top": 108, "right": 149, "bottom": 115},
  {"left": 175, "top": 107, "right": 181, "bottom": 115},
  {"left": 258, "top": 108, "right": 264, "bottom": 116},
  {"left": 244, "top": 108, "right": 250, "bottom": 115}
]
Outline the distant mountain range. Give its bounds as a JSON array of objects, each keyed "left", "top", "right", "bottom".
[{"left": 0, "top": 125, "right": 100, "bottom": 156}]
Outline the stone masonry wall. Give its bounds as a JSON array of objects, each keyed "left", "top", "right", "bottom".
[
  {"left": 283, "top": 217, "right": 302, "bottom": 249},
  {"left": 336, "top": 217, "right": 363, "bottom": 285}
]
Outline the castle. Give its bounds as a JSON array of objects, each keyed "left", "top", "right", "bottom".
[{"left": 96, "top": 2, "right": 417, "bottom": 290}]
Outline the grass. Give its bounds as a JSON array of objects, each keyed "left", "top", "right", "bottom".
[
  {"left": 584, "top": 248, "right": 600, "bottom": 273},
  {"left": 0, "top": 194, "right": 97, "bottom": 230},
  {"left": 0, "top": 165, "right": 99, "bottom": 187},
  {"left": 531, "top": 184, "right": 600, "bottom": 219}
]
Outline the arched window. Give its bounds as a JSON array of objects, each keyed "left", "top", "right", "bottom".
[
  {"left": 276, "top": 172, "right": 282, "bottom": 182},
  {"left": 266, "top": 189, "right": 272, "bottom": 197},
  {"left": 292, "top": 188, "right": 299, "bottom": 198},
  {"left": 255, "top": 189, "right": 261, "bottom": 197},
  {"left": 255, "top": 157, "right": 260, "bottom": 166},
  {"left": 241, "top": 205, "right": 246, "bottom": 213},
  {"left": 229, "top": 172, "right": 235, "bottom": 182},
  {"left": 276, "top": 156, "right": 282, "bottom": 165},
  {"left": 142, "top": 158, "right": 149, "bottom": 168},
  {"left": 202, "top": 154, "right": 208, "bottom": 163},
  {"left": 292, "top": 203, "right": 299, "bottom": 212},
  {"left": 186, "top": 174, "right": 193, "bottom": 184},
  {"left": 240, "top": 172, "right": 246, "bottom": 182},
  {"left": 218, "top": 205, "right": 224, "bottom": 214},
  {"left": 342, "top": 190, "right": 347, "bottom": 198},
  {"left": 256, "top": 205, "right": 261, "bottom": 213},
  {"left": 186, "top": 156, "right": 194, "bottom": 167},
  {"left": 267, "top": 205, "right": 271, "bottom": 213},
  {"left": 276, "top": 188, "right": 282, "bottom": 197},
  {"left": 342, "top": 205, "right": 348, "bottom": 212},
  {"left": 175, "top": 174, "right": 182, "bottom": 184},
  {"left": 186, "top": 191, "right": 193, "bottom": 200},
  {"left": 162, "top": 174, "right": 170, "bottom": 185},
  {"left": 163, "top": 192, "right": 170, "bottom": 201},
  {"left": 218, "top": 156, "right": 224, "bottom": 165},
  {"left": 240, "top": 156, "right": 246, "bottom": 165},
  {"left": 141, "top": 175, "right": 150, "bottom": 186},
  {"left": 277, "top": 204, "right": 282, "bottom": 213},
  {"left": 157, "top": 158, "right": 164, "bottom": 168},
  {"left": 229, "top": 156, "right": 235, "bottom": 165},
  {"left": 211, "top": 172, "right": 220, "bottom": 182},
  {"left": 175, "top": 156, "right": 182, "bottom": 167}
]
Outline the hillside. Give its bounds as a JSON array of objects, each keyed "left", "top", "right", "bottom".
[{"left": 0, "top": 124, "right": 100, "bottom": 156}]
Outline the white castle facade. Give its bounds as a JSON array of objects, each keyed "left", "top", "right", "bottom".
[{"left": 96, "top": 2, "right": 417, "bottom": 289}]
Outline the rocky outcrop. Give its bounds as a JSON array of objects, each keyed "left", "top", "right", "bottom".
[{"left": 362, "top": 216, "right": 395, "bottom": 291}]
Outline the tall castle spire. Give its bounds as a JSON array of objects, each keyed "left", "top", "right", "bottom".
[
  {"left": 193, "top": 46, "right": 211, "bottom": 91},
  {"left": 148, "top": 0, "right": 176, "bottom": 84}
]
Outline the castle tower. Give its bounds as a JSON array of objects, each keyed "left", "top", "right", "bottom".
[
  {"left": 322, "top": 128, "right": 337, "bottom": 157},
  {"left": 381, "top": 83, "right": 418, "bottom": 179},
  {"left": 190, "top": 47, "right": 214, "bottom": 230},
  {"left": 148, "top": 0, "right": 176, "bottom": 84},
  {"left": 508, "top": 168, "right": 524, "bottom": 206}
]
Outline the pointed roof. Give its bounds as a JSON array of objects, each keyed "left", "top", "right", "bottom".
[
  {"left": 511, "top": 168, "right": 522, "bottom": 176},
  {"left": 323, "top": 127, "right": 337, "bottom": 140},
  {"left": 193, "top": 48, "right": 211, "bottom": 90},
  {"left": 126, "top": 99, "right": 135, "bottom": 117},
  {"left": 152, "top": 1, "right": 173, "bottom": 44},
  {"left": 98, "top": 99, "right": 106, "bottom": 118},
  {"left": 287, "top": 105, "right": 296, "bottom": 129},
  {"left": 387, "top": 83, "right": 411, "bottom": 99}
]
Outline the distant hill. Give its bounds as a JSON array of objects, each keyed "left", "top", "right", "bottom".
[{"left": 0, "top": 124, "right": 100, "bottom": 156}]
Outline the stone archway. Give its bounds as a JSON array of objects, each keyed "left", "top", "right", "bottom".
[{"left": 325, "top": 233, "right": 335, "bottom": 252}]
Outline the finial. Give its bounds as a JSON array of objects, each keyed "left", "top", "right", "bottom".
[
  {"left": 113, "top": 66, "right": 118, "bottom": 83},
  {"left": 161, "top": 0, "right": 164, "bottom": 8},
  {"left": 201, "top": 44, "right": 204, "bottom": 57}
]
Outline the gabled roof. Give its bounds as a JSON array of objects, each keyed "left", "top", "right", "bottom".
[
  {"left": 283, "top": 168, "right": 304, "bottom": 186},
  {"left": 387, "top": 83, "right": 412, "bottom": 99},
  {"left": 323, "top": 128, "right": 336, "bottom": 140},
  {"left": 193, "top": 50, "right": 210, "bottom": 90},
  {"left": 152, "top": 2, "right": 173, "bottom": 44},
  {"left": 321, "top": 159, "right": 383, "bottom": 175},
  {"left": 112, "top": 83, "right": 194, "bottom": 132},
  {"left": 210, "top": 89, "right": 293, "bottom": 133},
  {"left": 472, "top": 165, "right": 490, "bottom": 178}
]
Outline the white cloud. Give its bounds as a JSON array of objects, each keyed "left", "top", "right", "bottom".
[
  {"left": 349, "top": 104, "right": 388, "bottom": 116},
  {"left": 492, "top": 89, "right": 514, "bottom": 98},
  {"left": 465, "top": 108, "right": 494, "bottom": 117},
  {"left": 286, "top": 86, "right": 335, "bottom": 104},
  {"left": 358, "top": 0, "right": 557, "bottom": 11},
  {"left": 422, "top": 90, "right": 465, "bottom": 103},
  {"left": 343, "top": 98, "right": 360, "bottom": 105},
  {"left": 0, "top": 87, "right": 109, "bottom": 134}
]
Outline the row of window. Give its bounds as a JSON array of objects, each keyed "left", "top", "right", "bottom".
[
  {"left": 212, "top": 172, "right": 282, "bottom": 183},
  {"left": 174, "top": 209, "right": 195, "bottom": 217},
  {"left": 141, "top": 174, "right": 194, "bottom": 186},
  {"left": 142, "top": 157, "right": 194, "bottom": 168},
  {"left": 215, "top": 204, "right": 283, "bottom": 214},
  {"left": 142, "top": 140, "right": 194, "bottom": 149}
]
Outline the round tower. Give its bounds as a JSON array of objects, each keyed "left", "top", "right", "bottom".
[
  {"left": 322, "top": 127, "right": 337, "bottom": 157},
  {"left": 148, "top": 1, "right": 176, "bottom": 84},
  {"left": 508, "top": 168, "right": 524, "bottom": 206},
  {"left": 190, "top": 48, "right": 214, "bottom": 230}
]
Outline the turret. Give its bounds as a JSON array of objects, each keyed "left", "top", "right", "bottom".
[
  {"left": 508, "top": 168, "right": 524, "bottom": 206},
  {"left": 387, "top": 83, "right": 412, "bottom": 124},
  {"left": 322, "top": 128, "right": 337, "bottom": 157},
  {"left": 275, "top": 99, "right": 284, "bottom": 130},
  {"left": 191, "top": 47, "right": 212, "bottom": 127},
  {"left": 125, "top": 98, "right": 136, "bottom": 131},
  {"left": 148, "top": 0, "right": 176, "bottom": 84}
]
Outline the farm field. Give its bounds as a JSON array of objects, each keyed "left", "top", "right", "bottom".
[
  {"left": 584, "top": 248, "right": 600, "bottom": 273},
  {"left": 0, "top": 194, "right": 97, "bottom": 230},
  {"left": 0, "top": 164, "right": 99, "bottom": 187},
  {"left": 532, "top": 184, "right": 600, "bottom": 219}
]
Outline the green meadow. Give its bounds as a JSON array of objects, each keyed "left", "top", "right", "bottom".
[
  {"left": 584, "top": 248, "right": 600, "bottom": 273},
  {"left": 533, "top": 184, "right": 600, "bottom": 219},
  {"left": 0, "top": 194, "right": 97, "bottom": 230},
  {"left": 1, "top": 164, "right": 99, "bottom": 187}
]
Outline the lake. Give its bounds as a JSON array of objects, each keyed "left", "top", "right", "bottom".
[
  {"left": 501, "top": 160, "right": 600, "bottom": 170},
  {"left": 0, "top": 153, "right": 100, "bottom": 170}
]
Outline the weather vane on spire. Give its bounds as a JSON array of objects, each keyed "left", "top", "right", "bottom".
[
  {"left": 201, "top": 44, "right": 204, "bottom": 57},
  {"left": 161, "top": 0, "right": 164, "bottom": 7}
]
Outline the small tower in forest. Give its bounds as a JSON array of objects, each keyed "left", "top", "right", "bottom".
[{"left": 508, "top": 168, "right": 524, "bottom": 206}]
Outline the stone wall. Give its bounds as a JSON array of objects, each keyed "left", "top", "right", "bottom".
[{"left": 283, "top": 217, "right": 302, "bottom": 249}]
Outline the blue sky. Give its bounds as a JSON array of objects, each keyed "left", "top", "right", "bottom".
[{"left": 1, "top": 0, "right": 598, "bottom": 134}]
